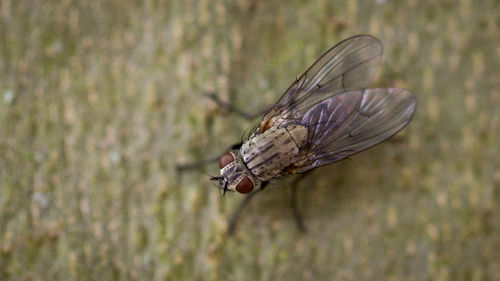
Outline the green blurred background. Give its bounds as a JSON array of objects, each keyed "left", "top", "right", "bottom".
[{"left": 1, "top": 0, "right": 499, "bottom": 280}]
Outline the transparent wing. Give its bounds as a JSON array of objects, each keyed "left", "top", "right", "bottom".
[
  {"left": 290, "top": 88, "right": 416, "bottom": 173},
  {"left": 261, "top": 35, "right": 383, "bottom": 125}
]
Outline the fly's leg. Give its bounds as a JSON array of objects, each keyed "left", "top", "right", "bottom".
[
  {"left": 206, "top": 92, "right": 273, "bottom": 120},
  {"left": 176, "top": 143, "right": 242, "bottom": 171},
  {"left": 177, "top": 89, "right": 271, "bottom": 170},
  {"left": 290, "top": 173, "right": 310, "bottom": 233},
  {"left": 227, "top": 182, "right": 268, "bottom": 235}
]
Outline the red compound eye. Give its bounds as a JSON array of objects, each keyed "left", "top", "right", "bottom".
[
  {"left": 219, "top": 153, "right": 234, "bottom": 169},
  {"left": 235, "top": 176, "right": 254, "bottom": 194}
]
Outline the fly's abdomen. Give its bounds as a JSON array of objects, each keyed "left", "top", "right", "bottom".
[{"left": 241, "top": 124, "right": 308, "bottom": 181}]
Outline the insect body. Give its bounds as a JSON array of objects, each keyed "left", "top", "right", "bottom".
[
  {"left": 213, "top": 35, "right": 417, "bottom": 196},
  {"left": 242, "top": 123, "right": 308, "bottom": 181}
]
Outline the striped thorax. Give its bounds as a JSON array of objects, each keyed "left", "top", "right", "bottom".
[
  {"left": 241, "top": 124, "right": 308, "bottom": 181},
  {"left": 219, "top": 123, "right": 309, "bottom": 194}
]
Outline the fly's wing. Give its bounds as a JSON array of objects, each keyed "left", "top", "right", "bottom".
[
  {"left": 290, "top": 88, "right": 416, "bottom": 173},
  {"left": 261, "top": 35, "right": 383, "bottom": 125}
]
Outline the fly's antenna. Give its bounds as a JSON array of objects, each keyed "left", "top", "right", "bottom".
[
  {"left": 209, "top": 176, "right": 231, "bottom": 196},
  {"left": 209, "top": 176, "right": 223, "bottom": 190},
  {"left": 221, "top": 181, "right": 232, "bottom": 196},
  {"left": 221, "top": 181, "right": 228, "bottom": 196},
  {"left": 208, "top": 174, "right": 220, "bottom": 180}
]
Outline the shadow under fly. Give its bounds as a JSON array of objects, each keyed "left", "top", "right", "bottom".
[{"left": 177, "top": 35, "right": 417, "bottom": 235}]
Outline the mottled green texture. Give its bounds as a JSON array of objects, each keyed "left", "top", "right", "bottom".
[{"left": 1, "top": 0, "right": 499, "bottom": 280}]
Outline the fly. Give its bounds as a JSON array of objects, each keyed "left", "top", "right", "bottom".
[{"left": 180, "top": 35, "right": 417, "bottom": 233}]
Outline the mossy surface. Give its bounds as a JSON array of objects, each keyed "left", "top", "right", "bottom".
[{"left": 1, "top": 0, "right": 499, "bottom": 280}]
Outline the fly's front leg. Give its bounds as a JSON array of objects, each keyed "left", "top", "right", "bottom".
[
  {"left": 227, "top": 181, "right": 268, "bottom": 235},
  {"left": 177, "top": 91, "right": 271, "bottom": 170},
  {"left": 206, "top": 92, "right": 273, "bottom": 120},
  {"left": 290, "top": 173, "right": 310, "bottom": 233},
  {"left": 176, "top": 143, "right": 242, "bottom": 171}
]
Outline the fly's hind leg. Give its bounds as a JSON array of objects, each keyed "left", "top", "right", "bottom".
[
  {"left": 176, "top": 143, "right": 242, "bottom": 171},
  {"left": 227, "top": 181, "right": 268, "bottom": 235},
  {"left": 206, "top": 92, "right": 272, "bottom": 120},
  {"left": 290, "top": 173, "right": 310, "bottom": 233}
]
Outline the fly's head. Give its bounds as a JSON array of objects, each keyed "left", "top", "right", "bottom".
[{"left": 210, "top": 150, "right": 260, "bottom": 196}]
